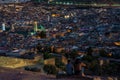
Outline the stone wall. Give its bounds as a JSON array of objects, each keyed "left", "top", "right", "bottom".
[{"left": 0, "top": 56, "right": 37, "bottom": 68}]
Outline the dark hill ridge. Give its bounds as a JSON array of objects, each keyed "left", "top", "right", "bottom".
[{"left": 33, "top": 0, "right": 120, "bottom": 4}]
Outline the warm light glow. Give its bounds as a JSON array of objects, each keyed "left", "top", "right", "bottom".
[
  {"left": 114, "top": 42, "right": 120, "bottom": 46},
  {"left": 52, "top": 14, "right": 60, "bottom": 17},
  {"left": 108, "top": 53, "right": 112, "bottom": 56},
  {"left": 64, "top": 15, "right": 70, "bottom": 19},
  {"left": 52, "top": 14, "right": 56, "bottom": 17}
]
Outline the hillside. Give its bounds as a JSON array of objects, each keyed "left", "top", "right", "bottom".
[{"left": 0, "top": 67, "right": 92, "bottom": 80}]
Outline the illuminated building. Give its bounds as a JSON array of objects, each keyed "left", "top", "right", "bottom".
[
  {"left": 34, "top": 21, "right": 38, "bottom": 32},
  {"left": 2, "top": 23, "right": 6, "bottom": 31}
]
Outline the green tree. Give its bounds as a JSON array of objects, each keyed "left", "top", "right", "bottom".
[
  {"left": 102, "top": 63, "right": 120, "bottom": 76},
  {"left": 44, "top": 46, "right": 51, "bottom": 53},
  {"left": 36, "top": 43, "right": 42, "bottom": 52},
  {"left": 87, "top": 47, "right": 93, "bottom": 56},
  {"left": 40, "top": 31, "right": 46, "bottom": 38},
  {"left": 83, "top": 55, "right": 95, "bottom": 62},
  {"left": 36, "top": 31, "right": 46, "bottom": 38},
  {"left": 99, "top": 49, "right": 107, "bottom": 57},
  {"left": 43, "top": 52, "right": 53, "bottom": 59},
  {"left": 43, "top": 65, "right": 57, "bottom": 74},
  {"left": 55, "top": 58, "right": 65, "bottom": 71},
  {"left": 67, "top": 50, "right": 78, "bottom": 59}
]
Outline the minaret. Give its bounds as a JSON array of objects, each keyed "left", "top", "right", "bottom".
[
  {"left": 34, "top": 21, "right": 38, "bottom": 32},
  {"left": 46, "top": 29, "right": 50, "bottom": 38},
  {"left": 48, "top": 15, "right": 50, "bottom": 22},
  {"left": 11, "top": 24, "right": 15, "bottom": 31}
]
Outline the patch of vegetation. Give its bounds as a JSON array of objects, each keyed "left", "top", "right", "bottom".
[
  {"left": 43, "top": 64, "right": 57, "bottom": 74},
  {"left": 24, "top": 66, "right": 41, "bottom": 72},
  {"left": 55, "top": 58, "right": 66, "bottom": 71},
  {"left": 43, "top": 52, "right": 53, "bottom": 60}
]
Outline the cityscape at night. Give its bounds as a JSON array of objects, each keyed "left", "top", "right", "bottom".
[{"left": 0, "top": 0, "right": 120, "bottom": 80}]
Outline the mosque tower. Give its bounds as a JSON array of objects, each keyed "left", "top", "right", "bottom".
[{"left": 34, "top": 21, "right": 38, "bottom": 32}]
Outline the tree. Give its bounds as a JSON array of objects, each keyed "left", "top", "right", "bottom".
[
  {"left": 65, "top": 50, "right": 78, "bottom": 59},
  {"left": 43, "top": 52, "right": 53, "bottom": 59},
  {"left": 82, "top": 54, "right": 100, "bottom": 75},
  {"left": 83, "top": 55, "right": 95, "bottom": 62},
  {"left": 43, "top": 65, "right": 57, "bottom": 74},
  {"left": 55, "top": 58, "right": 66, "bottom": 71},
  {"left": 101, "top": 63, "right": 119, "bottom": 76},
  {"left": 40, "top": 31, "right": 46, "bottom": 38},
  {"left": 44, "top": 46, "right": 51, "bottom": 53},
  {"left": 86, "top": 47, "right": 93, "bottom": 56},
  {"left": 99, "top": 49, "right": 107, "bottom": 57},
  {"left": 36, "top": 43, "right": 42, "bottom": 52}
]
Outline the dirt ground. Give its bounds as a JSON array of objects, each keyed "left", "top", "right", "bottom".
[
  {"left": 0, "top": 67, "right": 56, "bottom": 80},
  {"left": 0, "top": 67, "right": 89, "bottom": 80}
]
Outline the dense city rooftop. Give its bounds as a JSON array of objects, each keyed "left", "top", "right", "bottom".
[{"left": 0, "top": 1, "right": 120, "bottom": 80}]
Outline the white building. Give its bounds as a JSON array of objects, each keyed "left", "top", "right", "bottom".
[
  {"left": 0, "top": 0, "right": 30, "bottom": 3},
  {"left": 2, "top": 23, "right": 6, "bottom": 31}
]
